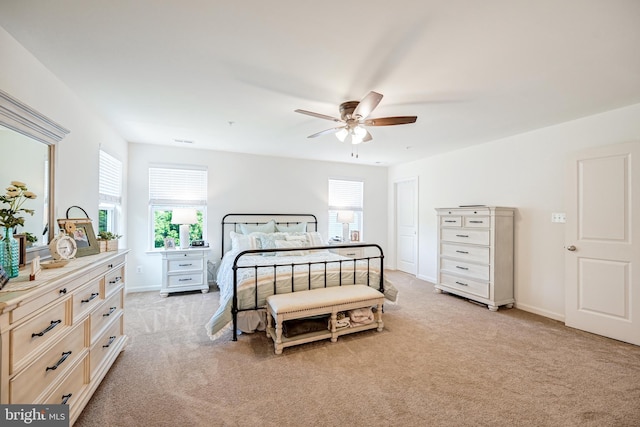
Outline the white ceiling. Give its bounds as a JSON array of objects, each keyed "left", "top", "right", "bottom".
[{"left": 1, "top": 1, "right": 639, "bottom": 166}]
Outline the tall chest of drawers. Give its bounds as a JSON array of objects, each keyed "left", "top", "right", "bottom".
[
  {"left": 435, "top": 207, "right": 515, "bottom": 311},
  {"left": 0, "top": 251, "right": 129, "bottom": 425}
]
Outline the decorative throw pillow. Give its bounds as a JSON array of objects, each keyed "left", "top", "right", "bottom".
[
  {"left": 275, "top": 222, "right": 307, "bottom": 233},
  {"left": 230, "top": 231, "right": 257, "bottom": 252},
  {"left": 274, "top": 239, "right": 309, "bottom": 256},
  {"left": 239, "top": 219, "right": 276, "bottom": 235},
  {"left": 252, "top": 232, "right": 288, "bottom": 256}
]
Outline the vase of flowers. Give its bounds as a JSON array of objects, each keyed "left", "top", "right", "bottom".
[{"left": 0, "top": 181, "right": 37, "bottom": 278}]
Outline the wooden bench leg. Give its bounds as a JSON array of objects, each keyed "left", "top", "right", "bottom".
[
  {"left": 274, "top": 314, "right": 284, "bottom": 355},
  {"left": 330, "top": 311, "right": 338, "bottom": 342},
  {"left": 376, "top": 299, "right": 384, "bottom": 331}
]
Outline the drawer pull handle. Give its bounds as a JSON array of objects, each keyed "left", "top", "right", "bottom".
[
  {"left": 469, "top": 220, "right": 484, "bottom": 224},
  {"left": 444, "top": 220, "right": 457, "bottom": 223},
  {"left": 103, "top": 306, "right": 117, "bottom": 317},
  {"left": 81, "top": 292, "right": 100, "bottom": 303},
  {"left": 61, "top": 393, "right": 72, "bottom": 405},
  {"left": 108, "top": 264, "right": 114, "bottom": 268},
  {"left": 456, "top": 234, "right": 469, "bottom": 238},
  {"left": 455, "top": 281, "right": 468, "bottom": 287},
  {"left": 455, "top": 250, "right": 469, "bottom": 254},
  {"left": 109, "top": 276, "right": 122, "bottom": 284},
  {"left": 46, "top": 351, "right": 72, "bottom": 371},
  {"left": 59, "top": 288, "right": 67, "bottom": 295},
  {"left": 103, "top": 336, "right": 117, "bottom": 348},
  {"left": 178, "top": 263, "right": 193, "bottom": 267},
  {"left": 32, "top": 320, "right": 62, "bottom": 338},
  {"left": 456, "top": 266, "right": 469, "bottom": 270},
  {"left": 178, "top": 278, "right": 193, "bottom": 282}
]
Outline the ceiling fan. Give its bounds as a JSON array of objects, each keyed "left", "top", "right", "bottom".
[{"left": 294, "top": 91, "right": 417, "bottom": 145}]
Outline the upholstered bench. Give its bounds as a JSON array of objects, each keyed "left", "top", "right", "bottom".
[{"left": 265, "top": 285, "right": 384, "bottom": 354}]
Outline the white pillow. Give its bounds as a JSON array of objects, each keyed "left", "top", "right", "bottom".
[
  {"left": 274, "top": 239, "right": 308, "bottom": 256},
  {"left": 306, "top": 231, "right": 329, "bottom": 253},
  {"left": 230, "top": 231, "right": 257, "bottom": 252},
  {"left": 239, "top": 219, "right": 276, "bottom": 235},
  {"left": 275, "top": 222, "right": 307, "bottom": 233}
]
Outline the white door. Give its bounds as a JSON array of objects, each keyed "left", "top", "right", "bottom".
[
  {"left": 565, "top": 141, "right": 640, "bottom": 346},
  {"left": 395, "top": 178, "right": 418, "bottom": 275}
]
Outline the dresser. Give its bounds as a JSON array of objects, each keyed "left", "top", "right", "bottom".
[
  {"left": 160, "top": 248, "right": 210, "bottom": 297},
  {"left": 0, "top": 250, "right": 128, "bottom": 425},
  {"left": 435, "top": 207, "right": 515, "bottom": 311}
]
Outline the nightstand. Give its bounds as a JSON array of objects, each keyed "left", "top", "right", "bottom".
[
  {"left": 160, "top": 247, "right": 210, "bottom": 297},
  {"left": 328, "top": 242, "right": 365, "bottom": 259}
]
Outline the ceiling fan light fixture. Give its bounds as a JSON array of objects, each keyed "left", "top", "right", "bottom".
[
  {"left": 352, "top": 125, "right": 367, "bottom": 144},
  {"left": 335, "top": 128, "right": 349, "bottom": 142}
]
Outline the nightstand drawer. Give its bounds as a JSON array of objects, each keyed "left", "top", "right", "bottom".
[
  {"left": 334, "top": 247, "right": 364, "bottom": 259},
  {"left": 168, "top": 257, "right": 204, "bottom": 273},
  {"left": 168, "top": 272, "right": 204, "bottom": 288}
]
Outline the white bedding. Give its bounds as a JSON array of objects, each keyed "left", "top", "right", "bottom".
[{"left": 205, "top": 248, "right": 382, "bottom": 340}]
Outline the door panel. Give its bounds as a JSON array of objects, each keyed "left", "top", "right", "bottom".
[
  {"left": 565, "top": 141, "right": 639, "bottom": 345},
  {"left": 395, "top": 178, "right": 417, "bottom": 275}
]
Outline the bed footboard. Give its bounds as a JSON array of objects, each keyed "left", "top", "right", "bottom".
[{"left": 231, "top": 244, "right": 384, "bottom": 341}]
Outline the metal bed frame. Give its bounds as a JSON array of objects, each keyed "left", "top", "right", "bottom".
[{"left": 221, "top": 213, "right": 384, "bottom": 341}]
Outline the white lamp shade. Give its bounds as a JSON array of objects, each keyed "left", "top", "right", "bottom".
[
  {"left": 337, "top": 210, "right": 354, "bottom": 224},
  {"left": 171, "top": 208, "right": 198, "bottom": 225}
]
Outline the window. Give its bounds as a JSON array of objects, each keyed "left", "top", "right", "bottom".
[
  {"left": 98, "top": 150, "right": 122, "bottom": 235},
  {"left": 328, "top": 178, "right": 363, "bottom": 241},
  {"left": 149, "top": 165, "right": 207, "bottom": 249}
]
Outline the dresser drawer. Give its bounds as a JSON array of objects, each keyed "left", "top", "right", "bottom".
[
  {"left": 440, "top": 273, "right": 490, "bottom": 299},
  {"left": 441, "top": 228, "right": 490, "bottom": 245},
  {"left": 10, "top": 323, "right": 86, "bottom": 403},
  {"left": 72, "top": 278, "right": 103, "bottom": 323},
  {"left": 90, "top": 315, "right": 124, "bottom": 378},
  {"left": 42, "top": 355, "right": 88, "bottom": 407},
  {"left": 168, "top": 272, "right": 204, "bottom": 288},
  {"left": 90, "top": 289, "right": 123, "bottom": 344},
  {"left": 168, "top": 256, "right": 204, "bottom": 273},
  {"left": 441, "top": 243, "right": 490, "bottom": 264},
  {"left": 441, "top": 258, "right": 490, "bottom": 281},
  {"left": 104, "top": 265, "right": 125, "bottom": 298},
  {"left": 10, "top": 285, "right": 70, "bottom": 325},
  {"left": 463, "top": 216, "right": 490, "bottom": 228},
  {"left": 440, "top": 216, "right": 461, "bottom": 227},
  {"left": 11, "top": 299, "right": 70, "bottom": 373}
]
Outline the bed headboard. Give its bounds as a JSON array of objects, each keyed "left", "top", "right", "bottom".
[{"left": 221, "top": 213, "right": 318, "bottom": 255}]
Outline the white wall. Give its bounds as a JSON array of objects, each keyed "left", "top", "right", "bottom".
[
  {"left": 126, "top": 143, "right": 388, "bottom": 292},
  {"left": 0, "top": 26, "right": 129, "bottom": 242},
  {"left": 388, "top": 103, "right": 640, "bottom": 320}
]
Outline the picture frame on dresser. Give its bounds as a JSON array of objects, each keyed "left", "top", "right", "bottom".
[{"left": 57, "top": 218, "right": 100, "bottom": 257}]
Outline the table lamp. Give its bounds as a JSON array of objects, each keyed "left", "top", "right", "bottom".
[
  {"left": 337, "top": 211, "right": 354, "bottom": 242},
  {"left": 171, "top": 208, "right": 198, "bottom": 249}
]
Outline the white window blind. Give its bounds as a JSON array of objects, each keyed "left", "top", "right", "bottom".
[
  {"left": 99, "top": 150, "right": 122, "bottom": 204},
  {"left": 149, "top": 166, "right": 207, "bottom": 206},
  {"left": 328, "top": 179, "right": 363, "bottom": 211}
]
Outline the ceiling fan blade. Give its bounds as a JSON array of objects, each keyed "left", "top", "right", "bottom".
[
  {"left": 307, "top": 126, "right": 346, "bottom": 139},
  {"left": 294, "top": 109, "right": 343, "bottom": 123},
  {"left": 363, "top": 116, "right": 417, "bottom": 126},
  {"left": 352, "top": 91, "right": 383, "bottom": 119},
  {"left": 362, "top": 129, "right": 373, "bottom": 143}
]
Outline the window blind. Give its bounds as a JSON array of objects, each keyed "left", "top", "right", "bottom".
[
  {"left": 149, "top": 166, "right": 207, "bottom": 206},
  {"left": 99, "top": 150, "right": 122, "bottom": 204},
  {"left": 328, "top": 179, "right": 363, "bottom": 211}
]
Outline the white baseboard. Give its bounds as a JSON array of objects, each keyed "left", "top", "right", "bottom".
[
  {"left": 514, "top": 302, "right": 565, "bottom": 322},
  {"left": 125, "top": 284, "right": 160, "bottom": 294},
  {"left": 417, "top": 274, "right": 436, "bottom": 284}
]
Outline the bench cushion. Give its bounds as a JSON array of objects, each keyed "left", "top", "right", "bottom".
[{"left": 267, "top": 285, "right": 383, "bottom": 314}]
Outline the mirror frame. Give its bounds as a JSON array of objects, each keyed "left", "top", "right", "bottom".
[{"left": 0, "top": 89, "right": 69, "bottom": 258}]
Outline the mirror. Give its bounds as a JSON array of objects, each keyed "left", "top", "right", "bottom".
[{"left": 0, "top": 89, "right": 69, "bottom": 258}]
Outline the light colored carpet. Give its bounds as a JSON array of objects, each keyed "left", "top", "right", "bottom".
[{"left": 75, "top": 271, "right": 640, "bottom": 426}]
